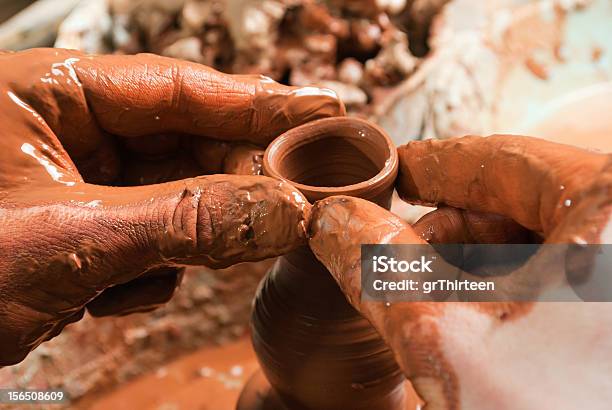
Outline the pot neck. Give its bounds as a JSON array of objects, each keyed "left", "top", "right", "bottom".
[{"left": 263, "top": 117, "right": 398, "bottom": 208}]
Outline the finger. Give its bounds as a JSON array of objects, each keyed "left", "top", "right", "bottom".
[
  {"left": 7, "top": 50, "right": 116, "bottom": 174},
  {"left": 397, "top": 135, "right": 610, "bottom": 235},
  {"left": 308, "top": 196, "right": 455, "bottom": 409},
  {"left": 121, "top": 142, "right": 264, "bottom": 186},
  {"left": 309, "top": 195, "right": 426, "bottom": 310},
  {"left": 193, "top": 140, "right": 265, "bottom": 176},
  {"left": 87, "top": 267, "right": 184, "bottom": 317},
  {"left": 42, "top": 308, "right": 86, "bottom": 344},
  {"left": 19, "top": 175, "right": 309, "bottom": 294},
  {"left": 222, "top": 144, "right": 264, "bottom": 175},
  {"left": 413, "top": 206, "right": 533, "bottom": 244},
  {"left": 0, "top": 302, "right": 85, "bottom": 366},
  {"left": 5, "top": 48, "right": 121, "bottom": 187},
  {"left": 546, "top": 159, "right": 611, "bottom": 244},
  {"left": 309, "top": 196, "right": 427, "bottom": 305},
  {"left": 71, "top": 51, "right": 346, "bottom": 144}
]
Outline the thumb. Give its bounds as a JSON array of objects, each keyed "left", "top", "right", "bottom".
[
  {"left": 309, "top": 196, "right": 426, "bottom": 305},
  {"left": 308, "top": 196, "right": 456, "bottom": 410},
  {"left": 25, "top": 174, "right": 309, "bottom": 291}
]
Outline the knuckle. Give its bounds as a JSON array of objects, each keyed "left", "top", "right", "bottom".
[{"left": 162, "top": 187, "right": 202, "bottom": 258}]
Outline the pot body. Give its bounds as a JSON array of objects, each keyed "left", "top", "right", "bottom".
[
  {"left": 252, "top": 246, "right": 406, "bottom": 410},
  {"left": 250, "top": 117, "right": 404, "bottom": 410}
]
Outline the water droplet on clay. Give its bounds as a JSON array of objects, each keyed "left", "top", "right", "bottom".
[
  {"left": 572, "top": 236, "right": 588, "bottom": 246},
  {"left": 230, "top": 365, "right": 243, "bottom": 377},
  {"left": 564, "top": 199, "right": 572, "bottom": 207},
  {"left": 198, "top": 367, "right": 214, "bottom": 378}
]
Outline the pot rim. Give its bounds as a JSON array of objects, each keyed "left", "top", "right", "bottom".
[{"left": 263, "top": 117, "right": 398, "bottom": 197}]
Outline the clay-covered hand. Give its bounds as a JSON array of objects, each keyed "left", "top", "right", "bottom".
[
  {"left": 310, "top": 136, "right": 611, "bottom": 409},
  {"left": 0, "top": 48, "right": 344, "bottom": 366}
]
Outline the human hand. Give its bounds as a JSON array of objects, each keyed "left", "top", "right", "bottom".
[
  {"left": 0, "top": 48, "right": 344, "bottom": 366},
  {"left": 309, "top": 136, "right": 611, "bottom": 409}
]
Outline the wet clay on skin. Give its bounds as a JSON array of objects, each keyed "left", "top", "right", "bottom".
[
  {"left": 397, "top": 135, "right": 611, "bottom": 241},
  {"left": 222, "top": 144, "right": 265, "bottom": 176},
  {"left": 309, "top": 197, "right": 535, "bottom": 409},
  {"left": 0, "top": 48, "right": 344, "bottom": 189},
  {"left": 309, "top": 135, "right": 610, "bottom": 409},
  {"left": 0, "top": 48, "right": 345, "bottom": 366},
  {"left": 238, "top": 117, "right": 421, "bottom": 410}
]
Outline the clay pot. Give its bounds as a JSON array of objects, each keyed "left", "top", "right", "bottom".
[
  {"left": 239, "top": 117, "right": 407, "bottom": 410},
  {"left": 263, "top": 116, "right": 398, "bottom": 207}
]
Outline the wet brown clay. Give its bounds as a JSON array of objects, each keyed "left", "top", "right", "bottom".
[
  {"left": 238, "top": 117, "right": 404, "bottom": 410},
  {"left": 0, "top": 48, "right": 344, "bottom": 366}
]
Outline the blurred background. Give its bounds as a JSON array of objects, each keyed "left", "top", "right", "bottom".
[{"left": 0, "top": 0, "right": 610, "bottom": 409}]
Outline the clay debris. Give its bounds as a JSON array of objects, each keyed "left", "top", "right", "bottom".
[{"left": 60, "top": 0, "right": 454, "bottom": 115}]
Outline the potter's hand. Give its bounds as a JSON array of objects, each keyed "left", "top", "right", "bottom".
[
  {"left": 310, "top": 136, "right": 611, "bottom": 409},
  {"left": 0, "top": 48, "right": 343, "bottom": 366}
]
